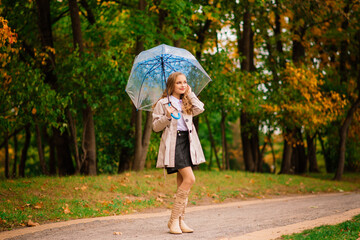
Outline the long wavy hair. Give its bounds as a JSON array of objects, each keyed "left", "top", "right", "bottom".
[{"left": 156, "top": 72, "right": 193, "bottom": 115}]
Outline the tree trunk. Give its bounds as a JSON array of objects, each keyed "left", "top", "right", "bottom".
[
  {"left": 318, "top": 131, "right": 335, "bottom": 173},
  {"left": 241, "top": 111, "right": 255, "bottom": 172},
  {"left": 133, "top": 110, "right": 152, "bottom": 171},
  {"left": 334, "top": 97, "right": 360, "bottom": 180},
  {"left": 68, "top": 0, "right": 84, "bottom": 53},
  {"left": 48, "top": 131, "right": 56, "bottom": 175},
  {"left": 54, "top": 129, "right": 75, "bottom": 176},
  {"left": 334, "top": 12, "right": 358, "bottom": 181},
  {"left": 220, "top": 110, "right": 229, "bottom": 170},
  {"left": 68, "top": 0, "right": 97, "bottom": 175},
  {"left": 42, "top": 126, "right": 56, "bottom": 175},
  {"left": 81, "top": 105, "right": 97, "bottom": 175},
  {"left": 236, "top": 1, "right": 260, "bottom": 172},
  {"left": 259, "top": 141, "right": 268, "bottom": 172},
  {"left": 293, "top": 128, "right": 307, "bottom": 174},
  {"left": 204, "top": 114, "right": 221, "bottom": 170},
  {"left": 307, "top": 133, "right": 319, "bottom": 173},
  {"left": 132, "top": 0, "right": 153, "bottom": 171},
  {"left": 268, "top": 134, "right": 277, "bottom": 173},
  {"left": 35, "top": 0, "right": 74, "bottom": 175},
  {"left": 67, "top": 109, "right": 81, "bottom": 174},
  {"left": 4, "top": 131, "right": 9, "bottom": 179},
  {"left": 280, "top": 137, "right": 293, "bottom": 174},
  {"left": 251, "top": 129, "right": 261, "bottom": 171},
  {"left": 34, "top": 120, "right": 48, "bottom": 175},
  {"left": 12, "top": 132, "right": 18, "bottom": 178},
  {"left": 19, "top": 125, "right": 31, "bottom": 177},
  {"left": 79, "top": 0, "right": 96, "bottom": 25}
]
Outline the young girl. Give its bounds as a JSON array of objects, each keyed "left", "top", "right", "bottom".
[{"left": 152, "top": 72, "right": 206, "bottom": 234}]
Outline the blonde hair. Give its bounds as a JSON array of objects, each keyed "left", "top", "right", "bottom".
[{"left": 157, "top": 72, "right": 193, "bottom": 115}]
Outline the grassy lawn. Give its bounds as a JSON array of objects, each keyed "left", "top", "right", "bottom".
[
  {"left": 280, "top": 214, "right": 360, "bottom": 240},
  {"left": 1, "top": 170, "right": 359, "bottom": 231}
]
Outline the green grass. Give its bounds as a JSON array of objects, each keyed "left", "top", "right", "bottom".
[
  {"left": 0, "top": 170, "right": 359, "bottom": 231},
  {"left": 281, "top": 214, "right": 360, "bottom": 240}
]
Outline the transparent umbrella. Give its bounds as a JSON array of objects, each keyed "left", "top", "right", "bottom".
[{"left": 125, "top": 44, "right": 212, "bottom": 113}]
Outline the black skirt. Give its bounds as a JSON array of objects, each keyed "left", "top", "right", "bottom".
[{"left": 166, "top": 130, "right": 194, "bottom": 174}]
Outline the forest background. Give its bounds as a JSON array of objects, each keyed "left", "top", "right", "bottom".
[{"left": 1, "top": 0, "right": 360, "bottom": 181}]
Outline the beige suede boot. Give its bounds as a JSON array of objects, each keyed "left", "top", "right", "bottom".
[
  {"left": 168, "top": 188, "right": 189, "bottom": 234},
  {"left": 180, "top": 197, "right": 194, "bottom": 233}
]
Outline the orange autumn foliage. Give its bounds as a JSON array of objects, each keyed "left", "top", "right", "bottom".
[{"left": 262, "top": 63, "right": 347, "bottom": 139}]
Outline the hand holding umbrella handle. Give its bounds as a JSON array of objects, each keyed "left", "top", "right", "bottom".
[{"left": 168, "top": 103, "right": 181, "bottom": 119}]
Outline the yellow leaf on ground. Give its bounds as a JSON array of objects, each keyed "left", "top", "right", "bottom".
[
  {"left": 224, "top": 175, "right": 232, "bottom": 179},
  {"left": 113, "top": 232, "right": 122, "bottom": 235},
  {"left": 27, "top": 219, "right": 39, "bottom": 227},
  {"left": 63, "top": 204, "right": 71, "bottom": 214},
  {"left": 144, "top": 175, "right": 152, "bottom": 178},
  {"left": 34, "top": 202, "right": 43, "bottom": 209}
]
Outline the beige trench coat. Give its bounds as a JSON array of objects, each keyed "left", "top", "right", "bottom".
[{"left": 152, "top": 92, "right": 206, "bottom": 168}]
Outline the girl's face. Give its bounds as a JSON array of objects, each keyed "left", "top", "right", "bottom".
[{"left": 173, "top": 74, "right": 188, "bottom": 96}]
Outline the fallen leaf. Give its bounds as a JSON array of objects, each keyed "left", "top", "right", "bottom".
[
  {"left": 249, "top": 179, "right": 255, "bottom": 184},
  {"left": 81, "top": 185, "right": 87, "bottom": 191},
  {"left": 107, "top": 176, "right": 112, "bottom": 180},
  {"left": 113, "top": 232, "right": 122, "bottom": 235},
  {"left": 27, "top": 220, "right": 39, "bottom": 227},
  {"left": 103, "top": 210, "right": 110, "bottom": 214},
  {"left": 125, "top": 173, "right": 131, "bottom": 177},
  {"left": 34, "top": 202, "right": 43, "bottom": 209},
  {"left": 156, "top": 197, "right": 164, "bottom": 203},
  {"left": 144, "top": 175, "right": 152, "bottom": 178},
  {"left": 63, "top": 204, "right": 71, "bottom": 214},
  {"left": 224, "top": 174, "right": 232, "bottom": 179},
  {"left": 158, "top": 193, "right": 166, "bottom": 198}
]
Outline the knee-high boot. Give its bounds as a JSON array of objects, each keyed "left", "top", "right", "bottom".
[
  {"left": 180, "top": 197, "right": 194, "bottom": 233},
  {"left": 168, "top": 187, "right": 189, "bottom": 234}
]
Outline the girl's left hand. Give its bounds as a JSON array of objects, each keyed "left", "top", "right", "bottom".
[{"left": 187, "top": 85, "right": 192, "bottom": 93}]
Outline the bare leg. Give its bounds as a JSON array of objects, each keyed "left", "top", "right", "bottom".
[
  {"left": 177, "top": 171, "right": 183, "bottom": 189},
  {"left": 177, "top": 167, "right": 195, "bottom": 191},
  {"left": 176, "top": 167, "right": 194, "bottom": 233}
]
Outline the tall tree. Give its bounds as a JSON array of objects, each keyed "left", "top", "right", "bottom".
[
  {"left": 68, "top": 0, "right": 97, "bottom": 175},
  {"left": 132, "top": 0, "right": 152, "bottom": 171},
  {"left": 35, "top": 0, "right": 74, "bottom": 176}
]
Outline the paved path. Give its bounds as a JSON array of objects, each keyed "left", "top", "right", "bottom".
[{"left": 1, "top": 193, "right": 360, "bottom": 240}]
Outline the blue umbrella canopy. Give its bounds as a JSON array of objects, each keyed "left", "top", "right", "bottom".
[{"left": 125, "top": 44, "right": 212, "bottom": 111}]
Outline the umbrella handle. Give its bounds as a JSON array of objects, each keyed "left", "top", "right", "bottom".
[{"left": 168, "top": 103, "right": 181, "bottom": 119}]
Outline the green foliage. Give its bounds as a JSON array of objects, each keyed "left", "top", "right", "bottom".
[{"left": 281, "top": 214, "right": 360, "bottom": 240}]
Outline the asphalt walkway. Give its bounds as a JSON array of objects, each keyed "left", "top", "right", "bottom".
[{"left": 1, "top": 192, "right": 360, "bottom": 240}]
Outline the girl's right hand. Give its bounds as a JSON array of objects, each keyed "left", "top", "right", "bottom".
[{"left": 166, "top": 105, "right": 175, "bottom": 118}]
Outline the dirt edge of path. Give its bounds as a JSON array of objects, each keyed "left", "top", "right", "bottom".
[{"left": 0, "top": 192, "right": 356, "bottom": 240}]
